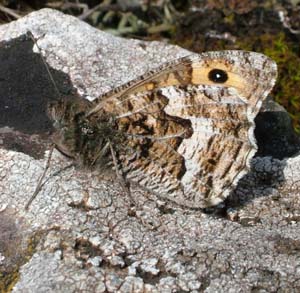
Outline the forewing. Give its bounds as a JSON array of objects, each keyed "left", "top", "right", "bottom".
[{"left": 90, "top": 51, "right": 277, "bottom": 208}]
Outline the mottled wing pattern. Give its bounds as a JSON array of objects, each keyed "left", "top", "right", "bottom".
[
  {"left": 87, "top": 51, "right": 277, "bottom": 208},
  {"left": 52, "top": 51, "right": 277, "bottom": 208}
]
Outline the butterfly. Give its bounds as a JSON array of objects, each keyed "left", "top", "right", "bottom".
[{"left": 47, "top": 51, "right": 277, "bottom": 208}]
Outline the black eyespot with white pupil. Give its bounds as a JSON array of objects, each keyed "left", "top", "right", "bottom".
[{"left": 208, "top": 69, "right": 228, "bottom": 83}]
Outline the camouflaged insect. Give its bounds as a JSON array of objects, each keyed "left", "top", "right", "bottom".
[{"left": 49, "top": 51, "right": 277, "bottom": 208}]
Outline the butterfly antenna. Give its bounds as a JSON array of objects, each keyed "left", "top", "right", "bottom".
[
  {"left": 25, "top": 145, "right": 55, "bottom": 210},
  {"left": 24, "top": 31, "right": 62, "bottom": 210},
  {"left": 26, "top": 31, "right": 61, "bottom": 100}
]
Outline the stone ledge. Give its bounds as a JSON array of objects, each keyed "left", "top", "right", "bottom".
[{"left": 1, "top": 8, "right": 300, "bottom": 293}]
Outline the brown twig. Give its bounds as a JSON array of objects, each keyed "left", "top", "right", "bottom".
[
  {"left": 78, "top": 0, "right": 113, "bottom": 21},
  {"left": 47, "top": 1, "right": 88, "bottom": 13},
  {"left": 78, "top": 0, "right": 144, "bottom": 21},
  {"left": 0, "top": 4, "right": 21, "bottom": 19}
]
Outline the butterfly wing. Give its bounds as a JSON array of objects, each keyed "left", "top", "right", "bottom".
[{"left": 90, "top": 51, "right": 277, "bottom": 208}]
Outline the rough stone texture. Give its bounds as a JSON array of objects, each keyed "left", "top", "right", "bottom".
[{"left": 0, "top": 8, "right": 300, "bottom": 293}]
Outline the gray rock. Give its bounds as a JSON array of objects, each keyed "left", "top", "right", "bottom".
[{"left": 0, "top": 8, "right": 300, "bottom": 293}]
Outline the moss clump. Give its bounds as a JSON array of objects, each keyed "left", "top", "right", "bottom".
[
  {"left": 0, "top": 231, "right": 43, "bottom": 292},
  {"left": 238, "top": 32, "right": 300, "bottom": 132}
]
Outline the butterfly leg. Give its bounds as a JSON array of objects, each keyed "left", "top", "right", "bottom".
[
  {"left": 25, "top": 145, "right": 76, "bottom": 210},
  {"left": 108, "top": 139, "right": 132, "bottom": 202}
]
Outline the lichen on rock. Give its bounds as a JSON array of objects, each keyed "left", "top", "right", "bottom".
[{"left": 0, "top": 8, "right": 300, "bottom": 293}]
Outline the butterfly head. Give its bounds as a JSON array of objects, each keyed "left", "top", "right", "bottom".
[
  {"left": 48, "top": 97, "right": 125, "bottom": 167},
  {"left": 47, "top": 97, "right": 90, "bottom": 158}
]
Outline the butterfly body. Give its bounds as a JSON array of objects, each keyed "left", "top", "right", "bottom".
[{"left": 49, "top": 51, "right": 277, "bottom": 208}]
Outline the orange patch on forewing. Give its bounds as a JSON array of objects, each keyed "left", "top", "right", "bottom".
[
  {"left": 191, "top": 62, "right": 249, "bottom": 97},
  {"left": 125, "top": 73, "right": 184, "bottom": 96},
  {"left": 163, "top": 72, "right": 181, "bottom": 86},
  {"left": 144, "top": 82, "right": 155, "bottom": 91}
]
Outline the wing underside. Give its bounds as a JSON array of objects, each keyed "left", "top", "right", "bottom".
[
  {"left": 102, "top": 85, "right": 254, "bottom": 207},
  {"left": 88, "top": 51, "right": 277, "bottom": 207}
]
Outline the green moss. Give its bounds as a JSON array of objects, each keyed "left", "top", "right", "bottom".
[
  {"left": 0, "top": 271, "right": 20, "bottom": 293},
  {"left": 224, "top": 13, "right": 235, "bottom": 24},
  {"left": 238, "top": 32, "right": 300, "bottom": 132},
  {"left": 0, "top": 232, "right": 43, "bottom": 292}
]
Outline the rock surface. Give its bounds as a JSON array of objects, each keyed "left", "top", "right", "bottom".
[{"left": 0, "top": 9, "right": 300, "bottom": 293}]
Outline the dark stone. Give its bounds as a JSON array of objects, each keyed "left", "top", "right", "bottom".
[
  {"left": 0, "top": 33, "right": 78, "bottom": 157},
  {"left": 0, "top": 33, "right": 75, "bottom": 135},
  {"left": 255, "top": 97, "right": 300, "bottom": 159}
]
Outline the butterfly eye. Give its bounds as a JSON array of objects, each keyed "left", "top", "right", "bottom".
[{"left": 208, "top": 69, "right": 228, "bottom": 83}]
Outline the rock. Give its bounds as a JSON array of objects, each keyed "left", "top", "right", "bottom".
[
  {"left": 0, "top": 8, "right": 300, "bottom": 293},
  {"left": 255, "top": 96, "right": 300, "bottom": 159}
]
